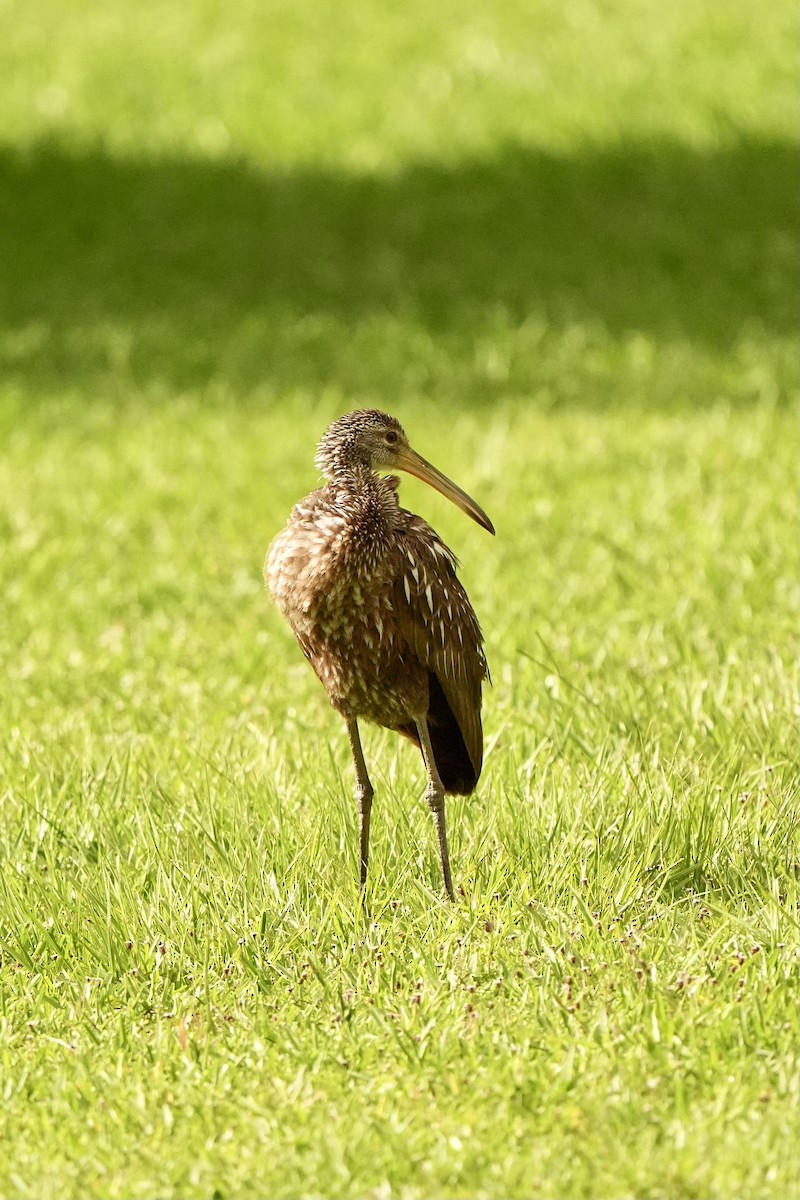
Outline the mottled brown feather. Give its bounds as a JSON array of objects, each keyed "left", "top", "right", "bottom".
[
  {"left": 389, "top": 514, "right": 488, "bottom": 791},
  {"left": 266, "top": 410, "right": 491, "bottom": 798}
]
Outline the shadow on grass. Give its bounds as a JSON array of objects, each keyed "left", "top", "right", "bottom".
[{"left": 1, "top": 135, "right": 797, "bottom": 401}]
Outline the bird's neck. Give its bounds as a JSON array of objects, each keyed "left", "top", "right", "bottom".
[
  {"left": 332, "top": 463, "right": 399, "bottom": 503},
  {"left": 328, "top": 465, "right": 403, "bottom": 539}
]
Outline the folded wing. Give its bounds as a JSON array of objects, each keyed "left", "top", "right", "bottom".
[{"left": 391, "top": 515, "right": 489, "bottom": 793}]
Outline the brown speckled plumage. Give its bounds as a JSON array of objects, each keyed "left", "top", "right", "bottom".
[{"left": 266, "top": 410, "right": 494, "bottom": 899}]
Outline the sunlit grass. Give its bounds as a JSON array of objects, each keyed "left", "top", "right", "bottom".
[
  {"left": 1, "top": 399, "right": 797, "bottom": 1199},
  {"left": 0, "top": 0, "right": 798, "bottom": 1196}
]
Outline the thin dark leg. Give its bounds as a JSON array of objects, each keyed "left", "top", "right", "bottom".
[
  {"left": 346, "top": 719, "right": 374, "bottom": 891},
  {"left": 414, "top": 717, "right": 455, "bottom": 901}
]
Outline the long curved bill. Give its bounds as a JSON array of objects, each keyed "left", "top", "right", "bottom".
[{"left": 395, "top": 446, "right": 496, "bottom": 536}]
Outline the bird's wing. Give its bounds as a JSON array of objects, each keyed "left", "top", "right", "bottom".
[{"left": 391, "top": 514, "right": 489, "bottom": 779}]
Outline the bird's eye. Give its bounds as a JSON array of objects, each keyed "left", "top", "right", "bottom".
[{"left": 385, "top": 431, "right": 398, "bottom": 445}]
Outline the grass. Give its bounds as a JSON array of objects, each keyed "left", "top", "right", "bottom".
[{"left": 0, "top": 0, "right": 798, "bottom": 1196}]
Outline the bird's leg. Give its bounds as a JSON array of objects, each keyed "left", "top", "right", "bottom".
[
  {"left": 414, "top": 717, "right": 455, "bottom": 901},
  {"left": 346, "top": 719, "right": 374, "bottom": 892}
]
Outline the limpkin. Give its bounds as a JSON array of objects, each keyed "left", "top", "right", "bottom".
[{"left": 266, "top": 410, "right": 494, "bottom": 899}]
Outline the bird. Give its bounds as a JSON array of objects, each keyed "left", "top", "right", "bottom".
[{"left": 265, "top": 409, "right": 494, "bottom": 900}]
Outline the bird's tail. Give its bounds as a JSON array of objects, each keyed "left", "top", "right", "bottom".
[{"left": 395, "top": 673, "right": 480, "bottom": 795}]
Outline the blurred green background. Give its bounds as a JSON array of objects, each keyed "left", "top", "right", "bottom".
[{"left": 1, "top": 0, "right": 796, "bottom": 410}]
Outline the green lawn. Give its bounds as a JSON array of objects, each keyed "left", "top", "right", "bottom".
[{"left": 1, "top": 1, "right": 798, "bottom": 1197}]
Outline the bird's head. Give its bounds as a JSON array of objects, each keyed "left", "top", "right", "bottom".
[{"left": 315, "top": 409, "right": 495, "bottom": 535}]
